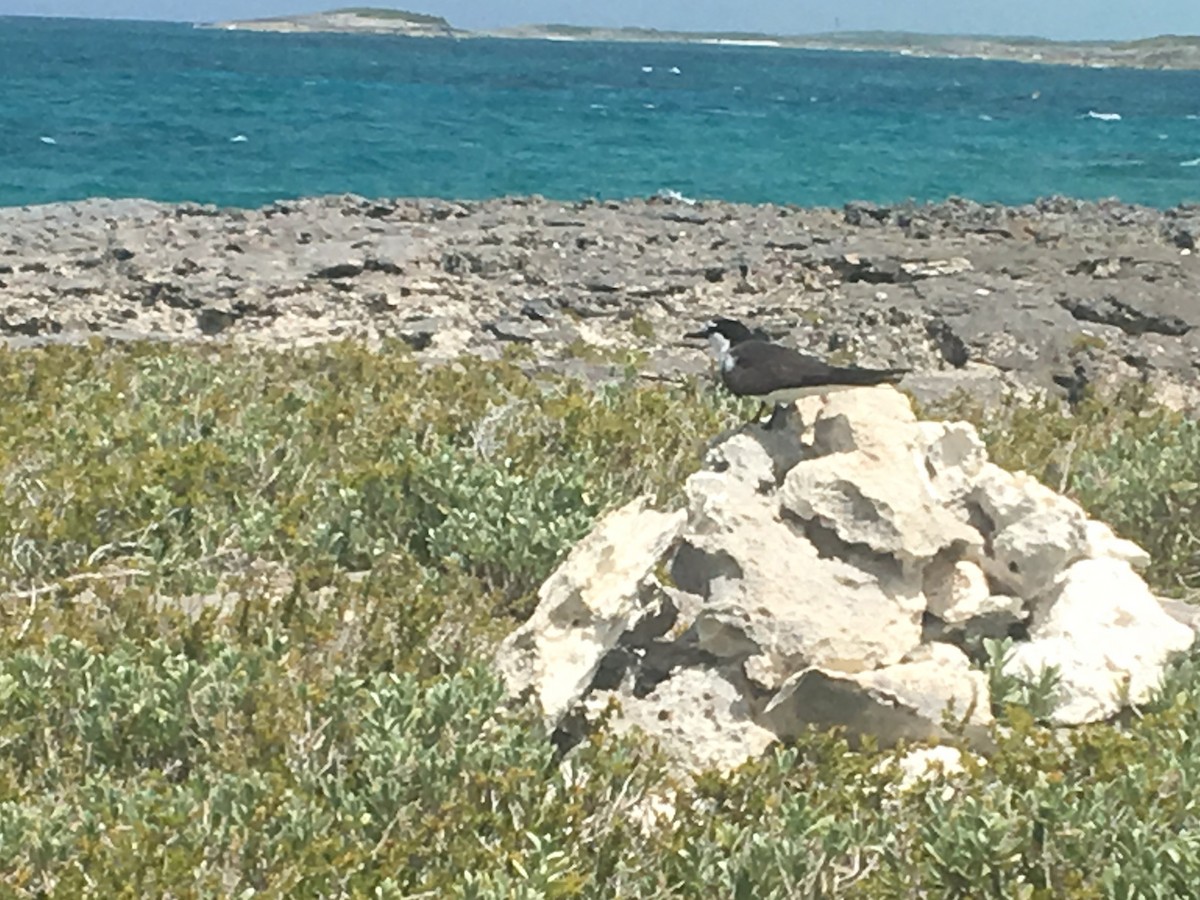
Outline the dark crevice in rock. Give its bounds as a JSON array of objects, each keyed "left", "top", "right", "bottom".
[
  {"left": 364, "top": 258, "right": 403, "bottom": 275},
  {"left": 669, "top": 544, "right": 743, "bottom": 599},
  {"left": 311, "top": 262, "right": 364, "bottom": 280},
  {"left": 1058, "top": 294, "right": 1191, "bottom": 337},
  {"left": 399, "top": 330, "right": 433, "bottom": 351},
  {"left": 964, "top": 500, "right": 997, "bottom": 550},
  {"left": 140, "top": 282, "right": 197, "bottom": 310},
  {"left": 781, "top": 509, "right": 906, "bottom": 581},
  {"left": 925, "top": 318, "right": 970, "bottom": 368}
]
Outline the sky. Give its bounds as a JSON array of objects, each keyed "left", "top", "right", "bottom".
[{"left": 3, "top": 0, "right": 1200, "bottom": 41}]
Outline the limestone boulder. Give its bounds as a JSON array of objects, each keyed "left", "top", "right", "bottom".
[
  {"left": 969, "top": 464, "right": 1090, "bottom": 599},
  {"left": 703, "top": 429, "right": 806, "bottom": 492},
  {"left": 924, "top": 558, "right": 1025, "bottom": 630},
  {"left": 672, "top": 468, "right": 925, "bottom": 685},
  {"left": 917, "top": 420, "right": 989, "bottom": 504},
  {"left": 1160, "top": 597, "right": 1200, "bottom": 636},
  {"left": 1084, "top": 519, "right": 1151, "bottom": 569},
  {"left": 762, "top": 643, "right": 994, "bottom": 750},
  {"left": 585, "top": 667, "right": 778, "bottom": 773},
  {"left": 781, "top": 389, "right": 982, "bottom": 570},
  {"left": 1003, "top": 558, "right": 1195, "bottom": 725},
  {"left": 494, "top": 495, "right": 687, "bottom": 728},
  {"left": 876, "top": 746, "right": 978, "bottom": 802}
]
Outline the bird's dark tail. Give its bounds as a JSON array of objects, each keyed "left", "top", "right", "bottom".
[{"left": 839, "top": 366, "right": 910, "bottom": 386}]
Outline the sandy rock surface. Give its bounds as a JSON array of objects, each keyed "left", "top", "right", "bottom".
[{"left": 3, "top": 193, "right": 1200, "bottom": 407}]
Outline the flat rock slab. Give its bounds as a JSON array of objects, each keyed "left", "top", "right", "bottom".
[
  {"left": 762, "top": 643, "right": 994, "bottom": 751},
  {"left": 3, "top": 193, "right": 1200, "bottom": 407}
]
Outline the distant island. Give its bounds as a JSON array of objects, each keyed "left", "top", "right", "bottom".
[{"left": 200, "top": 7, "right": 1200, "bottom": 71}]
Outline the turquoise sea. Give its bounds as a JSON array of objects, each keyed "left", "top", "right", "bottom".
[{"left": 2, "top": 15, "right": 1200, "bottom": 209}]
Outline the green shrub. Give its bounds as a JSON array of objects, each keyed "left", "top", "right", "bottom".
[{"left": 2, "top": 340, "right": 1200, "bottom": 896}]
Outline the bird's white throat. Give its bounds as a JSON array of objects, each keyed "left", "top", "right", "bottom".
[{"left": 706, "top": 332, "right": 734, "bottom": 369}]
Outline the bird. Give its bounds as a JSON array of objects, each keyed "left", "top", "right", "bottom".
[{"left": 685, "top": 316, "right": 910, "bottom": 429}]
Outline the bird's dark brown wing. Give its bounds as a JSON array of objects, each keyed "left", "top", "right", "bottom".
[{"left": 722, "top": 340, "right": 907, "bottom": 397}]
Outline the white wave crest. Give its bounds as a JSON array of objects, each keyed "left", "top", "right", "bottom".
[
  {"left": 1182, "top": 158, "right": 1200, "bottom": 167},
  {"left": 655, "top": 188, "right": 697, "bottom": 205},
  {"left": 1086, "top": 110, "right": 1122, "bottom": 121}
]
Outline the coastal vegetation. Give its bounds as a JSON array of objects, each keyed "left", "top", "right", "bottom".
[
  {"left": 333, "top": 7, "right": 451, "bottom": 26},
  {"left": 207, "top": 8, "right": 1200, "bottom": 70},
  {"left": 2, "top": 338, "right": 1199, "bottom": 894}
]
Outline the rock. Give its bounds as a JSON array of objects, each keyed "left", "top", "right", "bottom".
[
  {"left": 1159, "top": 597, "right": 1200, "bottom": 635},
  {"left": 494, "top": 496, "right": 687, "bottom": 728},
  {"left": 673, "top": 467, "right": 925, "bottom": 684},
  {"left": 899, "top": 257, "right": 974, "bottom": 279},
  {"left": 918, "top": 420, "right": 990, "bottom": 504},
  {"left": 780, "top": 388, "right": 982, "bottom": 569},
  {"left": 702, "top": 429, "right": 805, "bottom": 492},
  {"left": 1003, "top": 558, "right": 1195, "bottom": 725},
  {"left": 586, "top": 668, "right": 778, "bottom": 773},
  {"left": 969, "top": 464, "right": 1090, "bottom": 599},
  {"left": 1059, "top": 294, "right": 1192, "bottom": 337},
  {"left": 878, "top": 745, "right": 975, "bottom": 797},
  {"left": 924, "top": 559, "right": 1025, "bottom": 629},
  {"left": 843, "top": 201, "right": 890, "bottom": 227},
  {"left": 1084, "top": 519, "right": 1151, "bottom": 569},
  {"left": 893, "top": 745, "right": 972, "bottom": 784},
  {"left": 762, "top": 643, "right": 994, "bottom": 750},
  {"left": 311, "top": 261, "right": 364, "bottom": 280}
]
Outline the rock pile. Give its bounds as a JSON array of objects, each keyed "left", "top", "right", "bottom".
[{"left": 495, "top": 387, "right": 1196, "bottom": 772}]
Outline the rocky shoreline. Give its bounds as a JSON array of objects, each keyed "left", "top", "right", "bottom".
[
  {"left": 2, "top": 193, "right": 1199, "bottom": 408},
  {"left": 203, "top": 11, "right": 1200, "bottom": 72}
]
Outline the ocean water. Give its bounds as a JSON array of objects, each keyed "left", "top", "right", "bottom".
[{"left": 2, "top": 15, "right": 1200, "bottom": 210}]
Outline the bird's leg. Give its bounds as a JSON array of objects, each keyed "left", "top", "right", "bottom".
[
  {"left": 765, "top": 403, "right": 790, "bottom": 431},
  {"left": 750, "top": 401, "right": 769, "bottom": 426}
]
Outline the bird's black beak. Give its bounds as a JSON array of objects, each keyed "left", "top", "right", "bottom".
[{"left": 684, "top": 328, "right": 708, "bottom": 340}]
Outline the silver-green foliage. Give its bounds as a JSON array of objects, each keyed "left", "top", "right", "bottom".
[{"left": 4, "top": 343, "right": 1200, "bottom": 896}]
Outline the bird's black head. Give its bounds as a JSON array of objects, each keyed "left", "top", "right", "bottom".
[{"left": 684, "top": 317, "right": 756, "bottom": 345}]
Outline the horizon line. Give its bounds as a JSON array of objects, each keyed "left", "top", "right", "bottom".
[{"left": 1, "top": 11, "right": 1197, "bottom": 44}]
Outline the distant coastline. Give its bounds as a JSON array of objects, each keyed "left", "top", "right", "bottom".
[{"left": 198, "top": 7, "right": 1200, "bottom": 71}]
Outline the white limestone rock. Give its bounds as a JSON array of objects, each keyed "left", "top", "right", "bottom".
[
  {"left": 924, "top": 558, "right": 1025, "bottom": 627},
  {"left": 762, "top": 643, "right": 994, "bottom": 750},
  {"left": 1084, "top": 519, "right": 1151, "bottom": 569},
  {"left": 877, "top": 745, "right": 977, "bottom": 798},
  {"left": 673, "top": 469, "right": 925, "bottom": 686},
  {"left": 495, "top": 495, "right": 687, "bottom": 728},
  {"left": 1003, "top": 558, "right": 1195, "bottom": 725},
  {"left": 970, "top": 464, "right": 1090, "bottom": 599},
  {"left": 586, "top": 667, "right": 777, "bottom": 773},
  {"left": 703, "top": 429, "right": 805, "bottom": 492},
  {"left": 918, "top": 420, "right": 989, "bottom": 504},
  {"left": 781, "top": 389, "right": 982, "bottom": 569}
]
